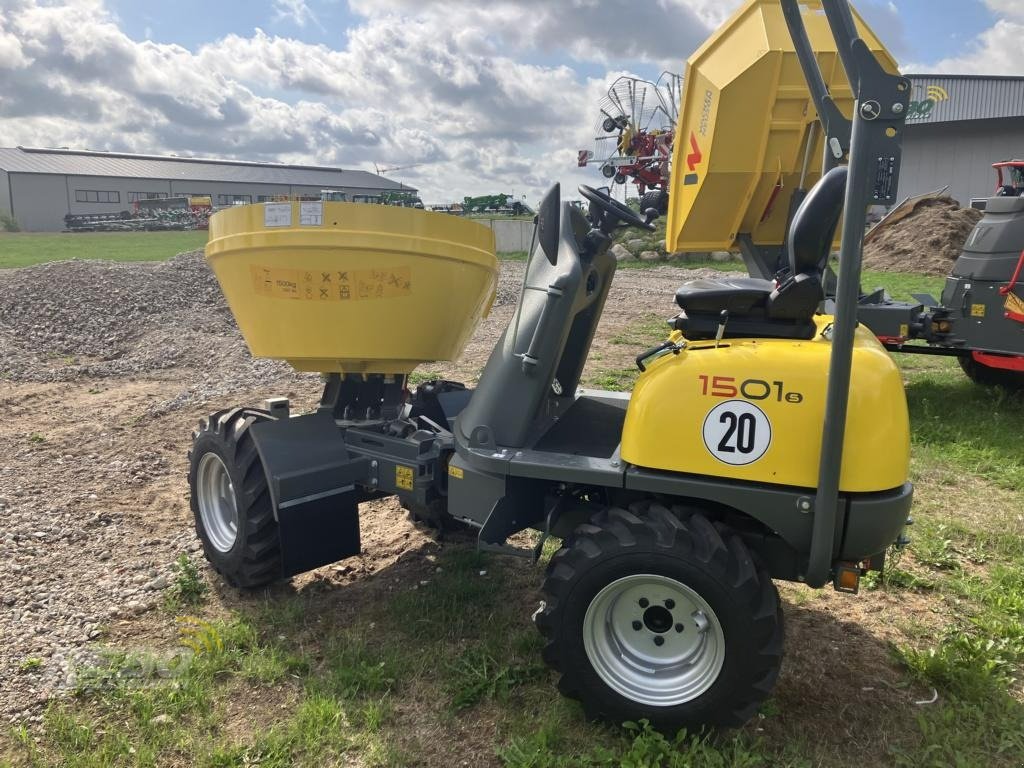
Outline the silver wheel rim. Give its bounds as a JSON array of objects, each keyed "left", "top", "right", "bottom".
[
  {"left": 582, "top": 574, "right": 725, "bottom": 707},
  {"left": 196, "top": 452, "right": 239, "bottom": 553}
]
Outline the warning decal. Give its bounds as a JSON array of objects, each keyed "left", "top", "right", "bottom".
[
  {"left": 250, "top": 265, "right": 412, "bottom": 301},
  {"left": 299, "top": 201, "right": 324, "bottom": 226},
  {"left": 263, "top": 203, "right": 292, "bottom": 228},
  {"left": 701, "top": 400, "right": 771, "bottom": 466},
  {"left": 395, "top": 465, "right": 414, "bottom": 490}
]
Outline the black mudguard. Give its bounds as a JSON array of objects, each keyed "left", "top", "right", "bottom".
[{"left": 249, "top": 411, "right": 368, "bottom": 577}]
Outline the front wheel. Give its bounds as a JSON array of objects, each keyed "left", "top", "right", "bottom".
[
  {"left": 189, "top": 408, "right": 282, "bottom": 588},
  {"left": 536, "top": 504, "right": 783, "bottom": 731}
]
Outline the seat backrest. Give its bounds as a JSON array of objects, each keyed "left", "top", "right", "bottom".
[{"left": 787, "top": 165, "right": 848, "bottom": 276}]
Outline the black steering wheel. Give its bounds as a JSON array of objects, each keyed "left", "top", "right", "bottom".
[{"left": 578, "top": 184, "right": 656, "bottom": 231}]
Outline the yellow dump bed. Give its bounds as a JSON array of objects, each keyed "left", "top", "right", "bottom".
[
  {"left": 666, "top": 0, "right": 898, "bottom": 252},
  {"left": 206, "top": 202, "right": 498, "bottom": 374}
]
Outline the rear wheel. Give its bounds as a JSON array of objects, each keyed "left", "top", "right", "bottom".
[
  {"left": 189, "top": 408, "right": 282, "bottom": 588},
  {"left": 640, "top": 189, "right": 669, "bottom": 216},
  {"left": 536, "top": 504, "right": 782, "bottom": 731},
  {"left": 958, "top": 354, "right": 1024, "bottom": 390}
]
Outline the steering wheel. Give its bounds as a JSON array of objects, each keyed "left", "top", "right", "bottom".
[{"left": 578, "top": 184, "right": 656, "bottom": 231}]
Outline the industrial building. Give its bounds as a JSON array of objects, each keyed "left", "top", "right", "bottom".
[
  {"left": 0, "top": 147, "right": 417, "bottom": 231},
  {"left": 896, "top": 74, "right": 1024, "bottom": 207}
]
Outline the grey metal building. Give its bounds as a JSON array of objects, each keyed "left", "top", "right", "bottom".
[
  {"left": 897, "top": 75, "right": 1024, "bottom": 207},
  {"left": 0, "top": 147, "right": 417, "bottom": 231}
]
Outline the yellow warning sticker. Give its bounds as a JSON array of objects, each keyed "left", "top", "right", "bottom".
[
  {"left": 251, "top": 265, "right": 412, "bottom": 301},
  {"left": 971, "top": 303, "right": 986, "bottom": 318},
  {"left": 1005, "top": 292, "right": 1024, "bottom": 316},
  {"left": 899, "top": 323, "right": 909, "bottom": 338},
  {"left": 395, "top": 465, "right": 414, "bottom": 490},
  {"left": 448, "top": 465, "right": 464, "bottom": 480}
]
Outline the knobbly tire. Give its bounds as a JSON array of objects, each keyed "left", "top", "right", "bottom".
[
  {"left": 958, "top": 354, "right": 1024, "bottom": 390},
  {"left": 188, "top": 408, "right": 282, "bottom": 589},
  {"left": 640, "top": 189, "right": 669, "bottom": 216},
  {"left": 536, "top": 503, "right": 783, "bottom": 732}
]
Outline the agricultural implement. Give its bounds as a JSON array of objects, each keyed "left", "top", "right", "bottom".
[
  {"left": 190, "top": 0, "right": 912, "bottom": 730},
  {"left": 856, "top": 158, "right": 1024, "bottom": 388},
  {"left": 579, "top": 73, "right": 682, "bottom": 214},
  {"left": 460, "top": 194, "right": 534, "bottom": 216}
]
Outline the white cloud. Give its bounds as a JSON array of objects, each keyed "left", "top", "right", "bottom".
[
  {"left": 984, "top": 0, "right": 1024, "bottom": 21},
  {"left": 272, "top": 0, "right": 322, "bottom": 29},
  {"left": 17, "top": 0, "right": 928, "bottom": 203},
  {"left": 920, "top": 18, "right": 1024, "bottom": 75}
]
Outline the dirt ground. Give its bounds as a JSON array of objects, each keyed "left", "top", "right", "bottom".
[
  {"left": 863, "top": 196, "right": 984, "bottom": 276},
  {"left": 0, "top": 253, "right": 738, "bottom": 725}
]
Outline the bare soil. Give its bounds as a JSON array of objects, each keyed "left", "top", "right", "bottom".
[{"left": 863, "top": 196, "right": 984, "bottom": 276}]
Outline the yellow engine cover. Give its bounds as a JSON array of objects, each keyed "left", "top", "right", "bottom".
[
  {"left": 621, "top": 320, "right": 909, "bottom": 493},
  {"left": 206, "top": 202, "right": 498, "bottom": 375}
]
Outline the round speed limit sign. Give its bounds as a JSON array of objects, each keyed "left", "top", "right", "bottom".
[{"left": 702, "top": 400, "right": 771, "bottom": 466}]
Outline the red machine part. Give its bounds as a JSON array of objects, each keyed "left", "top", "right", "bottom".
[{"left": 971, "top": 350, "right": 1024, "bottom": 371}]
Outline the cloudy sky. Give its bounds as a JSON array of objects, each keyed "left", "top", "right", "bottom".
[{"left": 0, "top": 0, "right": 1021, "bottom": 203}]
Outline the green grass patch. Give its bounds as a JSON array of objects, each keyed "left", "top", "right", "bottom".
[
  {"left": 164, "top": 554, "right": 208, "bottom": 610},
  {"left": 0, "top": 230, "right": 207, "bottom": 268}
]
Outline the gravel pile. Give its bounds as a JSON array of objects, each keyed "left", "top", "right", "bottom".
[{"left": 0, "top": 252, "right": 313, "bottom": 410}]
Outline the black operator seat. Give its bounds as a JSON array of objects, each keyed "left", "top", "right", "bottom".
[{"left": 673, "top": 165, "right": 848, "bottom": 340}]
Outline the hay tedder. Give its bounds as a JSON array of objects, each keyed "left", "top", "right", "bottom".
[
  {"left": 190, "top": 0, "right": 913, "bottom": 730},
  {"left": 578, "top": 73, "right": 682, "bottom": 214}
]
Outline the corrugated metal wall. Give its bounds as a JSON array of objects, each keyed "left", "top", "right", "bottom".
[
  {"left": 906, "top": 75, "right": 1024, "bottom": 124},
  {"left": 0, "top": 170, "right": 10, "bottom": 221},
  {"left": 896, "top": 117, "right": 1024, "bottom": 206}
]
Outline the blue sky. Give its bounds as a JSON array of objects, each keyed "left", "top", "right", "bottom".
[
  {"left": 1, "top": 0, "right": 1021, "bottom": 202},
  {"left": 104, "top": 0, "right": 1001, "bottom": 75}
]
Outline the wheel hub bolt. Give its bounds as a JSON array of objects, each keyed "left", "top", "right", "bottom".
[
  {"left": 675, "top": 623, "right": 684, "bottom": 633},
  {"left": 664, "top": 599, "right": 675, "bottom": 609},
  {"left": 638, "top": 597, "right": 649, "bottom": 608},
  {"left": 653, "top": 636, "right": 665, "bottom": 647},
  {"left": 632, "top": 620, "right": 642, "bottom": 631}
]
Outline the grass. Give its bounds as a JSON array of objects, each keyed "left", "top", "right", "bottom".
[
  {"left": 5, "top": 269, "right": 1024, "bottom": 767},
  {"left": 164, "top": 553, "right": 209, "bottom": 610},
  {"left": 0, "top": 230, "right": 207, "bottom": 268},
  {"left": 0, "top": 231, "right": 524, "bottom": 271}
]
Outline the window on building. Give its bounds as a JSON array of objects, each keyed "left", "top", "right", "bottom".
[
  {"left": 127, "top": 192, "right": 169, "bottom": 202},
  {"left": 74, "top": 190, "right": 120, "bottom": 204},
  {"left": 217, "top": 194, "right": 252, "bottom": 205}
]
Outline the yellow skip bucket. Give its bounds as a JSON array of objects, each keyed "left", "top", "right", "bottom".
[{"left": 206, "top": 202, "right": 499, "bottom": 374}]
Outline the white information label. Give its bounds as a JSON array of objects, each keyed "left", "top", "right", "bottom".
[
  {"left": 701, "top": 400, "right": 771, "bottom": 466},
  {"left": 299, "top": 201, "right": 324, "bottom": 226},
  {"left": 263, "top": 203, "right": 292, "bottom": 228}
]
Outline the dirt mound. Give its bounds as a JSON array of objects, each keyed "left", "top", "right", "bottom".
[{"left": 862, "top": 196, "right": 983, "bottom": 276}]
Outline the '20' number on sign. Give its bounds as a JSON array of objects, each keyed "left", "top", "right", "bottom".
[
  {"left": 702, "top": 400, "right": 771, "bottom": 466},
  {"left": 717, "top": 411, "right": 756, "bottom": 454}
]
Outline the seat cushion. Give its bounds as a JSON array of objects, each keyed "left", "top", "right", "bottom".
[{"left": 674, "top": 277, "right": 774, "bottom": 315}]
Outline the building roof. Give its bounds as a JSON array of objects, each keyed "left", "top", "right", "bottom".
[
  {"left": 0, "top": 147, "right": 414, "bottom": 192},
  {"left": 905, "top": 74, "right": 1024, "bottom": 125}
]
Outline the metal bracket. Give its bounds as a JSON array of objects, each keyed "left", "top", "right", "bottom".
[{"left": 788, "top": 0, "right": 910, "bottom": 588}]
